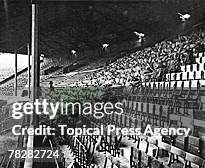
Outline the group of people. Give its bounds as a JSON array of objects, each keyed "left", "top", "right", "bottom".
[{"left": 72, "top": 29, "right": 205, "bottom": 87}]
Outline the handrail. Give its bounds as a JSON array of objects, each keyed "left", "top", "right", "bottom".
[
  {"left": 0, "top": 151, "right": 12, "bottom": 168},
  {"left": 0, "top": 155, "right": 6, "bottom": 168},
  {"left": 23, "top": 133, "right": 34, "bottom": 168},
  {"left": 0, "top": 66, "right": 29, "bottom": 86},
  {"left": 49, "top": 139, "right": 60, "bottom": 168},
  {"left": 74, "top": 136, "right": 87, "bottom": 151}
]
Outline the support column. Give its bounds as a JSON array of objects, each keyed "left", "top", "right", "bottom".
[
  {"left": 24, "top": 3, "right": 39, "bottom": 168},
  {"left": 14, "top": 52, "right": 17, "bottom": 96},
  {"left": 28, "top": 43, "right": 31, "bottom": 98},
  {"left": 31, "top": 3, "right": 40, "bottom": 127}
]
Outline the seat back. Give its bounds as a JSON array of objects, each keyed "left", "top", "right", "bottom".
[
  {"left": 130, "top": 147, "right": 141, "bottom": 167},
  {"left": 157, "top": 141, "right": 171, "bottom": 159},
  {"left": 170, "top": 146, "right": 186, "bottom": 158},
  {"left": 184, "top": 152, "right": 204, "bottom": 168},
  {"left": 187, "top": 136, "right": 203, "bottom": 156}
]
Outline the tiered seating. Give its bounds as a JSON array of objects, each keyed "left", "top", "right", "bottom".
[
  {"left": 31, "top": 27, "right": 205, "bottom": 167},
  {"left": 77, "top": 49, "right": 205, "bottom": 166},
  {"left": 43, "top": 66, "right": 62, "bottom": 75},
  {"left": 130, "top": 136, "right": 162, "bottom": 168},
  {"left": 0, "top": 53, "right": 29, "bottom": 82},
  {"left": 0, "top": 72, "right": 28, "bottom": 96},
  {"left": 67, "top": 135, "right": 102, "bottom": 167},
  {"left": 0, "top": 55, "right": 71, "bottom": 96},
  {"left": 121, "top": 52, "right": 205, "bottom": 165},
  {"left": 71, "top": 29, "right": 205, "bottom": 88},
  {"left": 46, "top": 82, "right": 205, "bottom": 167}
]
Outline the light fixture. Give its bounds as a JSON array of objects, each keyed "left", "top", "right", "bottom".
[
  {"left": 71, "top": 50, "right": 76, "bottom": 54},
  {"left": 102, "top": 43, "right": 109, "bottom": 49},
  {"left": 40, "top": 54, "right": 44, "bottom": 61},
  {"left": 134, "top": 31, "right": 145, "bottom": 37},
  {"left": 178, "top": 13, "right": 191, "bottom": 22}
]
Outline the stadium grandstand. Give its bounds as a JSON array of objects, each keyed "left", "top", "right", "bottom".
[{"left": 0, "top": 0, "right": 205, "bottom": 168}]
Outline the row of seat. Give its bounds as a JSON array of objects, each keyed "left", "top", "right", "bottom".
[
  {"left": 68, "top": 136, "right": 89, "bottom": 167},
  {"left": 133, "top": 133, "right": 204, "bottom": 158},
  {"left": 87, "top": 119, "right": 123, "bottom": 157},
  {"left": 166, "top": 71, "right": 205, "bottom": 81},
  {"left": 123, "top": 97, "right": 195, "bottom": 129},
  {"left": 128, "top": 85, "right": 198, "bottom": 108},
  {"left": 79, "top": 118, "right": 205, "bottom": 168},
  {"left": 68, "top": 134, "right": 121, "bottom": 168},
  {"left": 139, "top": 82, "right": 202, "bottom": 116},
  {"left": 130, "top": 138, "right": 204, "bottom": 168},
  {"left": 115, "top": 72, "right": 205, "bottom": 160},
  {"left": 181, "top": 62, "right": 205, "bottom": 73},
  {"left": 142, "top": 79, "right": 205, "bottom": 88},
  {"left": 90, "top": 107, "right": 205, "bottom": 158},
  {"left": 166, "top": 52, "right": 205, "bottom": 81},
  {"left": 103, "top": 119, "right": 204, "bottom": 167},
  {"left": 140, "top": 82, "right": 205, "bottom": 130},
  {"left": 180, "top": 52, "right": 205, "bottom": 72},
  {"left": 121, "top": 91, "right": 205, "bottom": 154}
]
